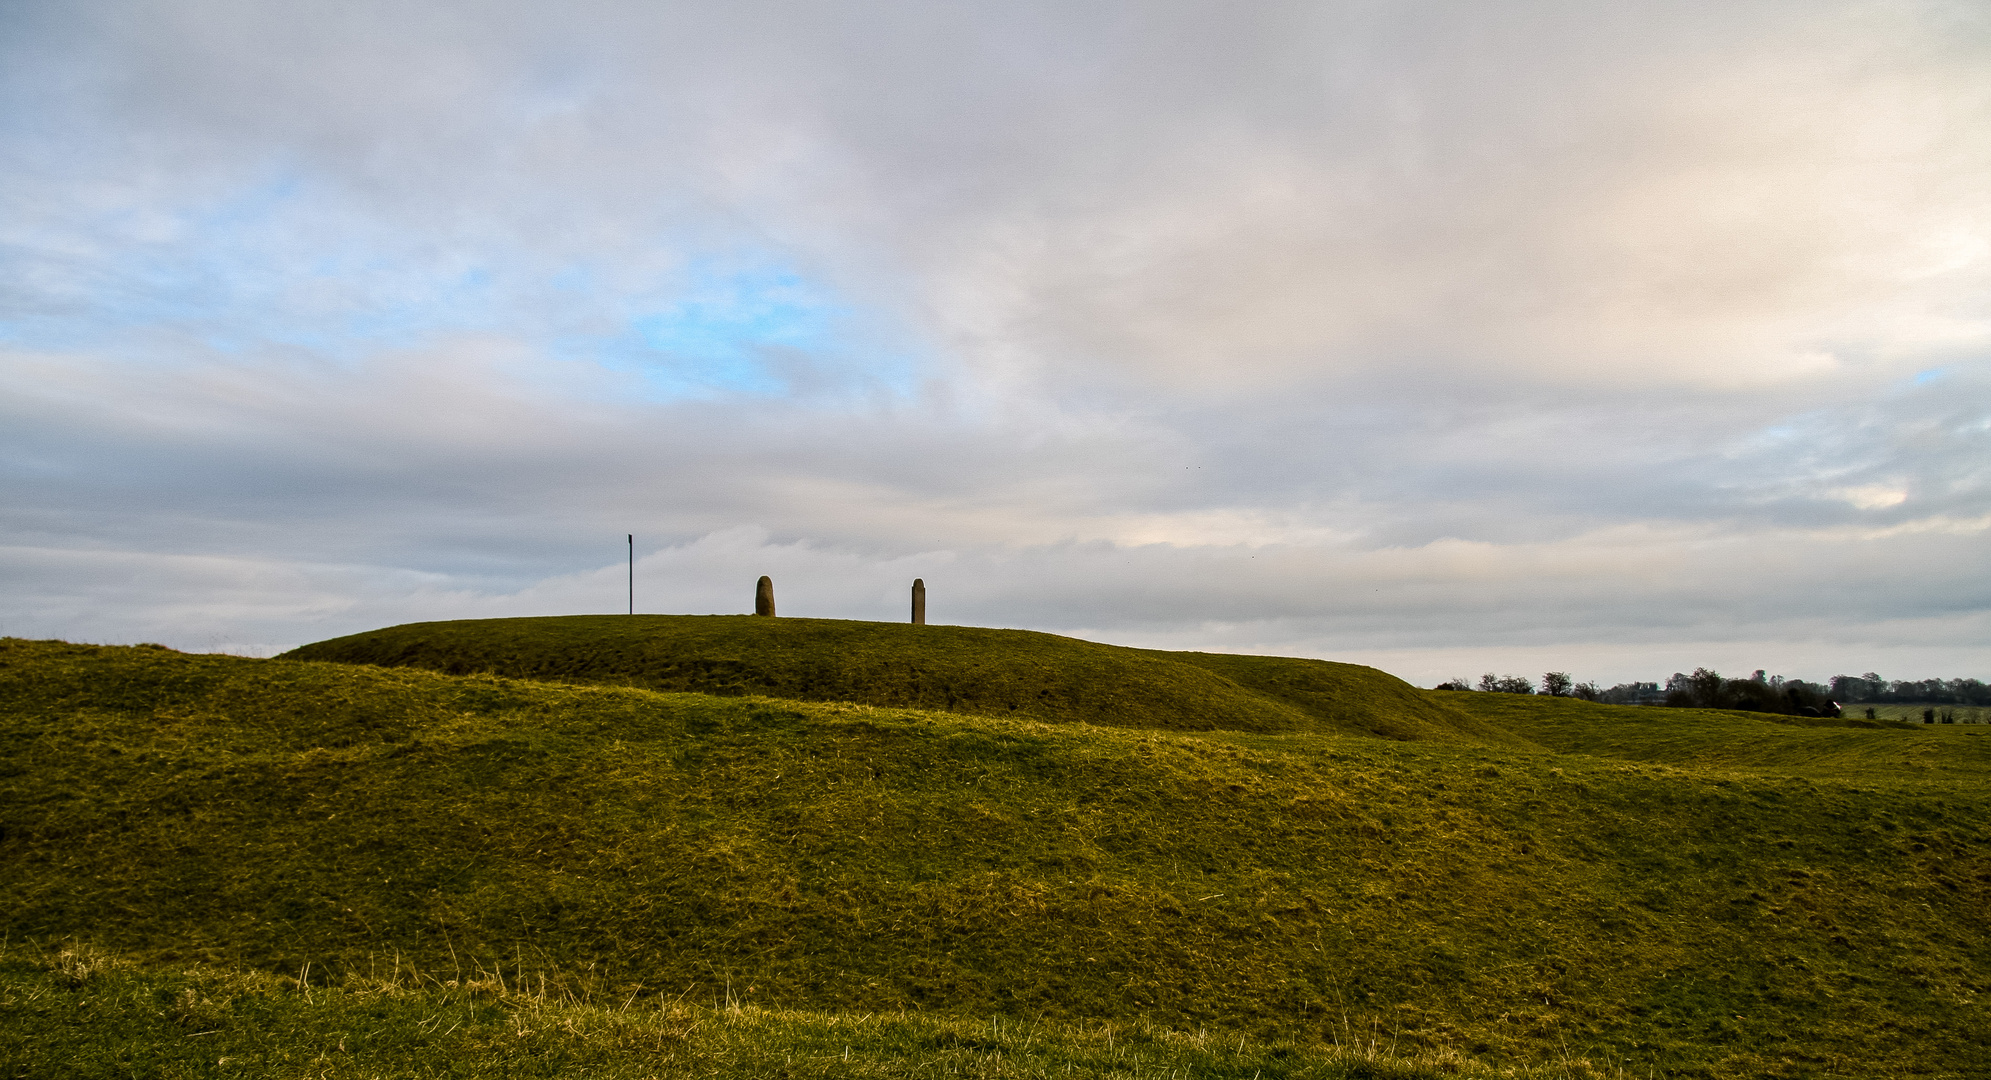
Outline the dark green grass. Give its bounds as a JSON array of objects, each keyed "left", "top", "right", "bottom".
[
  {"left": 4, "top": 636, "right": 1989, "bottom": 1077},
  {"left": 282, "top": 616, "right": 1509, "bottom": 743}
]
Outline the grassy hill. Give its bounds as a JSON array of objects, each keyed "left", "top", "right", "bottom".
[
  {"left": 283, "top": 615, "right": 1514, "bottom": 744},
  {"left": 3, "top": 624, "right": 1989, "bottom": 1078}
]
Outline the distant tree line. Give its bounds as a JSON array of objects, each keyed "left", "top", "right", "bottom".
[
  {"left": 1433, "top": 673, "right": 1592, "bottom": 697},
  {"left": 1826, "top": 674, "right": 1991, "bottom": 706},
  {"left": 1432, "top": 667, "right": 1990, "bottom": 716},
  {"left": 1654, "top": 669, "right": 1837, "bottom": 714}
]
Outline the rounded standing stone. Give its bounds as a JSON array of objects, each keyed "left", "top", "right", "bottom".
[
  {"left": 755, "top": 575, "right": 776, "bottom": 617},
  {"left": 912, "top": 578, "right": 926, "bottom": 624}
]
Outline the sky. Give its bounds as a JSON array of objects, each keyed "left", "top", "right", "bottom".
[{"left": 2, "top": 0, "right": 1987, "bottom": 687}]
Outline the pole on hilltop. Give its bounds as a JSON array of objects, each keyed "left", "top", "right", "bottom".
[{"left": 627, "top": 535, "right": 633, "bottom": 615}]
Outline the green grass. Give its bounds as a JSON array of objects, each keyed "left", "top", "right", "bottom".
[
  {"left": 0, "top": 942, "right": 1495, "bottom": 1079},
  {"left": 3, "top": 625, "right": 1989, "bottom": 1078}
]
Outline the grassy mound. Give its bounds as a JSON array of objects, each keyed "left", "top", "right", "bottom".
[
  {"left": 5, "top": 636, "right": 1989, "bottom": 1077},
  {"left": 282, "top": 615, "right": 1505, "bottom": 742}
]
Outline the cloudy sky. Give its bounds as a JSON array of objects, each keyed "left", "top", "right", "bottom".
[{"left": 2, "top": 0, "right": 1987, "bottom": 686}]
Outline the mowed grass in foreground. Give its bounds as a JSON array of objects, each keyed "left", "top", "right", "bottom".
[
  {"left": 2, "top": 632, "right": 1988, "bottom": 1077},
  {"left": 0, "top": 943, "right": 1491, "bottom": 1079}
]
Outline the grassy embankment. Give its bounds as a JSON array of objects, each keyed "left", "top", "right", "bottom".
[{"left": 2, "top": 616, "right": 1987, "bottom": 1078}]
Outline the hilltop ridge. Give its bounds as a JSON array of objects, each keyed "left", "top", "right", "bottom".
[{"left": 283, "top": 614, "right": 1521, "bottom": 745}]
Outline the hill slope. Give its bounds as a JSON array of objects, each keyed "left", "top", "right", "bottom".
[
  {"left": 283, "top": 615, "right": 1511, "bottom": 743},
  {"left": 4, "top": 637, "right": 1988, "bottom": 1078}
]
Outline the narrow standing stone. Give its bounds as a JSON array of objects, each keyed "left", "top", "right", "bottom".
[
  {"left": 911, "top": 578, "right": 926, "bottom": 625},
  {"left": 755, "top": 575, "right": 776, "bottom": 617}
]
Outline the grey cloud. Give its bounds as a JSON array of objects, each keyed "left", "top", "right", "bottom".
[
  {"left": 1, "top": 0, "right": 1986, "bottom": 683},
  {"left": 5, "top": 511, "right": 1983, "bottom": 685},
  {"left": 3, "top": 333, "right": 1986, "bottom": 666}
]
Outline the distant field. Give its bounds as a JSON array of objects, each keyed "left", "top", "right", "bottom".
[
  {"left": 1441, "top": 691, "right": 1991, "bottom": 782},
  {"left": 3, "top": 624, "right": 1988, "bottom": 1078},
  {"left": 1857, "top": 702, "right": 1989, "bottom": 725}
]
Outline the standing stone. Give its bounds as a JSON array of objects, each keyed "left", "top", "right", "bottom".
[
  {"left": 911, "top": 578, "right": 926, "bottom": 625},
  {"left": 755, "top": 575, "right": 776, "bottom": 617}
]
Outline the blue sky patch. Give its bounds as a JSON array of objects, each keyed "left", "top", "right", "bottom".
[
  {"left": 617, "top": 259, "right": 849, "bottom": 396},
  {"left": 2, "top": 169, "right": 919, "bottom": 401}
]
